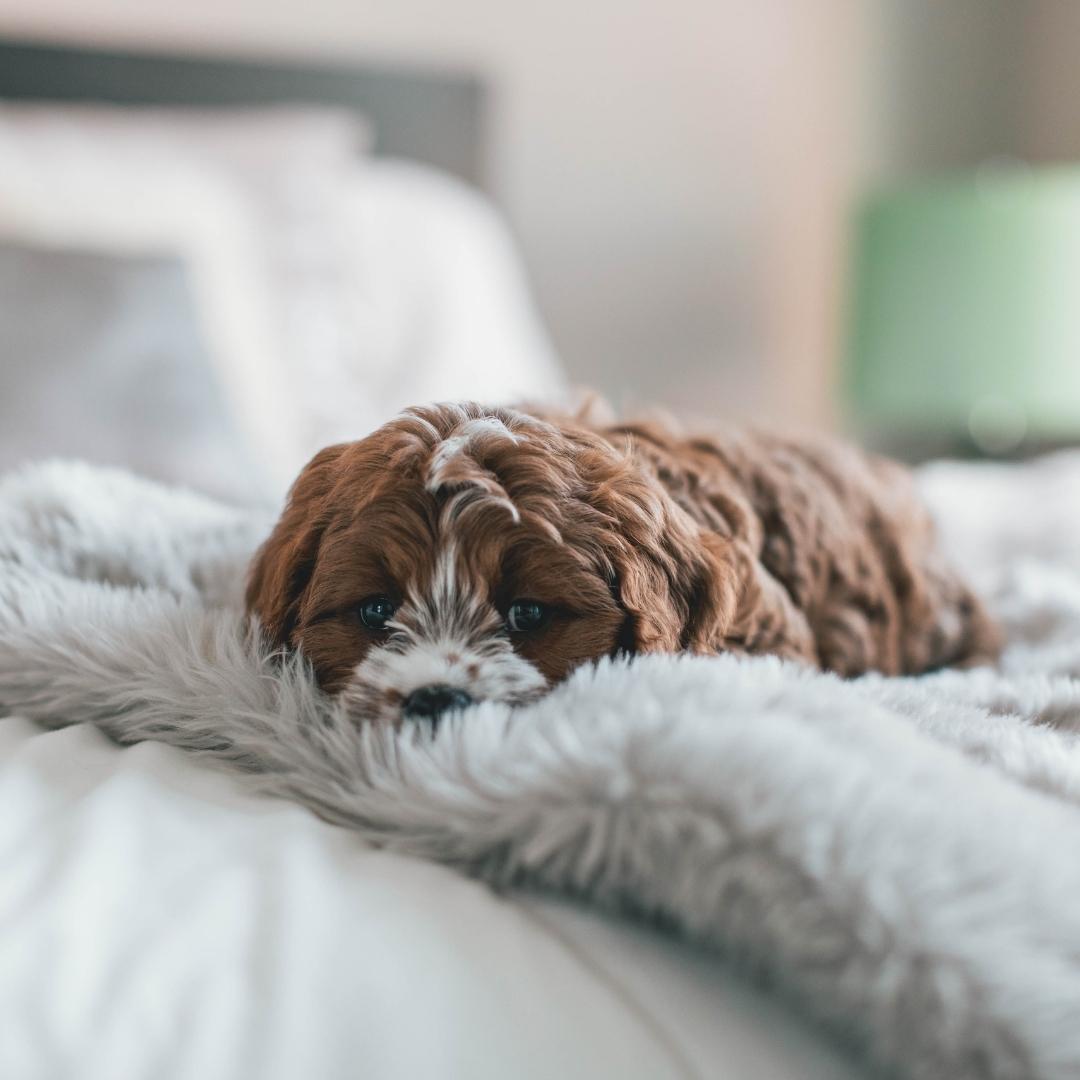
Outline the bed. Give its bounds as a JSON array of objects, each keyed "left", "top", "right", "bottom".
[
  {"left": 0, "top": 36, "right": 866, "bottom": 1080},
  {"left": 4, "top": 448, "right": 1080, "bottom": 1080}
]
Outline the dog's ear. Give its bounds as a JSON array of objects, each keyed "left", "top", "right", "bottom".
[
  {"left": 593, "top": 467, "right": 741, "bottom": 654},
  {"left": 597, "top": 470, "right": 817, "bottom": 662},
  {"left": 246, "top": 444, "right": 348, "bottom": 648}
]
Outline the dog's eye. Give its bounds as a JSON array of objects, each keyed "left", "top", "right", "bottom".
[
  {"left": 506, "top": 600, "right": 548, "bottom": 633},
  {"left": 357, "top": 595, "right": 396, "bottom": 630}
]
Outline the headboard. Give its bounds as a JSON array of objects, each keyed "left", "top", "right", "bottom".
[{"left": 0, "top": 37, "right": 487, "bottom": 188}]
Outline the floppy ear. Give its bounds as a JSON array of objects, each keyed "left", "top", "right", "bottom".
[
  {"left": 594, "top": 466, "right": 738, "bottom": 654},
  {"left": 699, "top": 533, "right": 818, "bottom": 662},
  {"left": 245, "top": 444, "right": 348, "bottom": 648},
  {"left": 609, "top": 522, "right": 741, "bottom": 654},
  {"left": 600, "top": 473, "right": 816, "bottom": 662}
]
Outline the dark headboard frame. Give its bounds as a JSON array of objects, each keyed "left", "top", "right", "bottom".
[{"left": 0, "top": 37, "right": 487, "bottom": 188}]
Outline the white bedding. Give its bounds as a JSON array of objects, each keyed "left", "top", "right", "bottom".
[
  {"left": 3, "top": 452, "right": 1080, "bottom": 1079},
  {"left": 0, "top": 719, "right": 853, "bottom": 1080}
]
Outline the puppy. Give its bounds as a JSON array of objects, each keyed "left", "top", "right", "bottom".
[{"left": 246, "top": 402, "right": 1001, "bottom": 725}]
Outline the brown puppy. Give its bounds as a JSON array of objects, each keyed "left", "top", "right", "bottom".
[{"left": 246, "top": 402, "right": 1001, "bottom": 725}]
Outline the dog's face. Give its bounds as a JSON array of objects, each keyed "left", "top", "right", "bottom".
[{"left": 246, "top": 403, "right": 738, "bottom": 726}]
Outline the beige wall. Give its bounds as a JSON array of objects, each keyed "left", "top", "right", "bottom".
[
  {"left": 858, "top": 0, "right": 1080, "bottom": 179},
  {"left": 0, "top": 0, "right": 862, "bottom": 429},
  {"left": 1021, "top": 1, "right": 1080, "bottom": 163}
]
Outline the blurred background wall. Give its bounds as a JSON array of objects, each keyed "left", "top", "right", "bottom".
[{"left": 0, "top": 0, "right": 1076, "bottom": 433}]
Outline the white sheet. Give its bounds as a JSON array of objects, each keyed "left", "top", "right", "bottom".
[{"left": 0, "top": 717, "right": 856, "bottom": 1080}]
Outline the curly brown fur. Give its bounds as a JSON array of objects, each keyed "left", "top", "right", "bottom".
[
  {"left": 596, "top": 418, "right": 1002, "bottom": 676},
  {"left": 246, "top": 402, "right": 1001, "bottom": 724}
]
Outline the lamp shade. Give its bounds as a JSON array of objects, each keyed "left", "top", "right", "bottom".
[{"left": 844, "top": 168, "right": 1080, "bottom": 451}]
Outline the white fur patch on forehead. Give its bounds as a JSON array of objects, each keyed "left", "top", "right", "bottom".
[
  {"left": 425, "top": 416, "right": 524, "bottom": 493},
  {"left": 425, "top": 415, "right": 526, "bottom": 524}
]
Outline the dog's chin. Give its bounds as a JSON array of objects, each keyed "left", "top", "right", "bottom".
[{"left": 335, "top": 639, "right": 549, "bottom": 727}]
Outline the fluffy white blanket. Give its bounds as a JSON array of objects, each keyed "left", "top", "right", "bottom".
[{"left": 3, "top": 457, "right": 1080, "bottom": 1080}]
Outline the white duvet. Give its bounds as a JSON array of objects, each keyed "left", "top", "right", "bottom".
[
  {"left": 0, "top": 705, "right": 851, "bottom": 1080},
  {"left": 7, "top": 718, "right": 817, "bottom": 1080}
]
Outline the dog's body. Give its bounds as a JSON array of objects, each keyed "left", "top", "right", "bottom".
[{"left": 246, "top": 402, "right": 1001, "bottom": 725}]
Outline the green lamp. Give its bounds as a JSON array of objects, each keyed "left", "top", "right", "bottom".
[{"left": 844, "top": 167, "right": 1080, "bottom": 456}]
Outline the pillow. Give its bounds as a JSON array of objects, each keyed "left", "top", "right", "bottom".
[
  {"left": 0, "top": 104, "right": 371, "bottom": 501},
  {"left": 0, "top": 242, "right": 267, "bottom": 505}
]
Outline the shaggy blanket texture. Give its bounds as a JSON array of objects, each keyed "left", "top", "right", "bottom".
[{"left": 3, "top": 458, "right": 1080, "bottom": 1080}]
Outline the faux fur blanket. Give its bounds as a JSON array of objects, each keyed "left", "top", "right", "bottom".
[{"left": 4, "top": 458, "right": 1080, "bottom": 1080}]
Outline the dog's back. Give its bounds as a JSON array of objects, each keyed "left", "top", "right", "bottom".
[{"left": 588, "top": 416, "right": 1002, "bottom": 676}]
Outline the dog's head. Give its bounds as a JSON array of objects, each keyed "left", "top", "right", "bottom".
[{"left": 246, "top": 403, "right": 740, "bottom": 725}]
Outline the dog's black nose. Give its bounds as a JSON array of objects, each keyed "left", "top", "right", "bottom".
[{"left": 402, "top": 685, "right": 474, "bottom": 721}]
